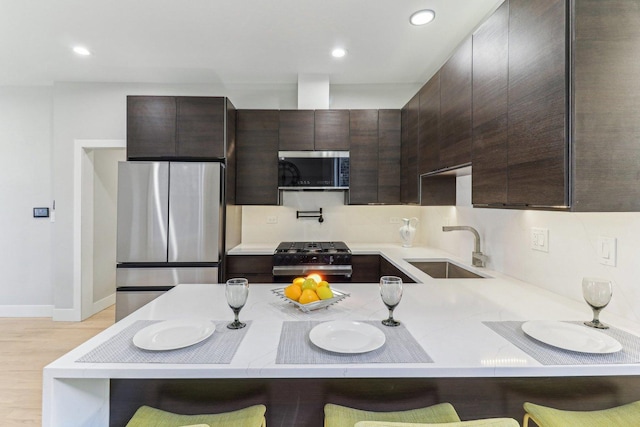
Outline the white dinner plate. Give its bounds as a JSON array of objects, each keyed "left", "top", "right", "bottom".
[
  {"left": 521, "top": 320, "right": 622, "bottom": 354},
  {"left": 309, "top": 320, "right": 386, "bottom": 354},
  {"left": 133, "top": 318, "right": 216, "bottom": 351}
]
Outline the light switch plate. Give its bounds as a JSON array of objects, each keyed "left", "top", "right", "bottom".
[
  {"left": 597, "top": 236, "right": 617, "bottom": 266},
  {"left": 266, "top": 216, "right": 278, "bottom": 224},
  {"left": 531, "top": 227, "right": 549, "bottom": 252}
]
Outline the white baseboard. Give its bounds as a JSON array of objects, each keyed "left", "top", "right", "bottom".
[
  {"left": 0, "top": 305, "right": 53, "bottom": 318},
  {"left": 91, "top": 294, "right": 115, "bottom": 316}
]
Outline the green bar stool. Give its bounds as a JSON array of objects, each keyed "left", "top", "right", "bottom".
[
  {"left": 523, "top": 400, "right": 640, "bottom": 427},
  {"left": 323, "top": 402, "right": 462, "bottom": 427},
  {"left": 354, "top": 420, "right": 519, "bottom": 427},
  {"left": 124, "top": 404, "right": 267, "bottom": 427}
]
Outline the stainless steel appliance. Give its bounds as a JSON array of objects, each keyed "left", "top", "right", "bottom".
[
  {"left": 115, "top": 161, "right": 224, "bottom": 320},
  {"left": 272, "top": 241, "right": 352, "bottom": 282},
  {"left": 278, "top": 151, "right": 349, "bottom": 190}
]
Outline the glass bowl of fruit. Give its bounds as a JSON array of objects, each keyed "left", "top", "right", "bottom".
[{"left": 271, "top": 274, "right": 349, "bottom": 313}]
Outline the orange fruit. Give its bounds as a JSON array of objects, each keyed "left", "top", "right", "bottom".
[
  {"left": 284, "top": 284, "right": 302, "bottom": 301},
  {"left": 293, "top": 277, "right": 305, "bottom": 286},
  {"left": 298, "top": 289, "right": 320, "bottom": 304}
]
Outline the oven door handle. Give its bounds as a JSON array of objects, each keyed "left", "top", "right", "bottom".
[{"left": 272, "top": 265, "right": 353, "bottom": 277}]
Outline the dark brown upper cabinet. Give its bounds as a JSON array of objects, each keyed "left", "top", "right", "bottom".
[
  {"left": 348, "top": 109, "right": 401, "bottom": 205},
  {"left": 314, "top": 110, "right": 350, "bottom": 150},
  {"left": 278, "top": 110, "right": 315, "bottom": 151},
  {"left": 507, "top": 0, "right": 567, "bottom": 207},
  {"left": 377, "top": 110, "right": 402, "bottom": 204},
  {"left": 401, "top": 94, "right": 420, "bottom": 204},
  {"left": 472, "top": 0, "right": 509, "bottom": 206},
  {"left": 439, "top": 36, "right": 473, "bottom": 170},
  {"left": 126, "top": 96, "right": 229, "bottom": 160},
  {"left": 235, "top": 110, "right": 279, "bottom": 205},
  {"left": 349, "top": 110, "right": 379, "bottom": 204},
  {"left": 570, "top": 0, "right": 640, "bottom": 211},
  {"left": 418, "top": 72, "right": 440, "bottom": 176}
]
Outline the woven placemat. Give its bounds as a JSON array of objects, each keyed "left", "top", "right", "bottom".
[
  {"left": 484, "top": 321, "right": 640, "bottom": 365},
  {"left": 276, "top": 320, "right": 433, "bottom": 364},
  {"left": 77, "top": 320, "right": 250, "bottom": 364}
]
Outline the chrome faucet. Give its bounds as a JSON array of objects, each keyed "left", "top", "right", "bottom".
[{"left": 442, "top": 225, "right": 487, "bottom": 268}]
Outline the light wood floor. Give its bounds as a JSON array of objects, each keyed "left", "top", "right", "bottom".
[{"left": 0, "top": 306, "right": 115, "bottom": 427}]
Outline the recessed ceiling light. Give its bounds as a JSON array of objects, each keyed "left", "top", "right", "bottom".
[
  {"left": 410, "top": 9, "right": 436, "bottom": 26},
  {"left": 72, "top": 46, "right": 91, "bottom": 56},
  {"left": 332, "top": 48, "right": 347, "bottom": 58}
]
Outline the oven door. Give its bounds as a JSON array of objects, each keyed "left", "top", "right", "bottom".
[{"left": 272, "top": 265, "right": 353, "bottom": 283}]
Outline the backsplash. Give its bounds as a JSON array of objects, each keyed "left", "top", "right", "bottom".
[
  {"left": 241, "top": 191, "right": 421, "bottom": 245},
  {"left": 240, "top": 177, "right": 640, "bottom": 325},
  {"left": 421, "top": 175, "right": 640, "bottom": 325}
]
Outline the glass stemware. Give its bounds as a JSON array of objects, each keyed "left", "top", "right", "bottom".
[
  {"left": 380, "top": 276, "right": 403, "bottom": 327},
  {"left": 582, "top": 277, "right": 613, "bottom": 329},
  {"left": 226, "top": 278, "right": 249, "bottom": 329}
]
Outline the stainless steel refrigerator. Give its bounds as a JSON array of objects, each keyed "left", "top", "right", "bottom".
[{"left": 115, "top": 161, "right": 224, "bottom": 320}]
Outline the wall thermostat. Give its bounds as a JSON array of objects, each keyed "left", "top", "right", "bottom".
[{"left": 33, "top": 207, "right": 50, "bottom": 218}]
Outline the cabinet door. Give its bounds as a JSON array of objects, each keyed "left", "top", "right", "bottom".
[
  {"left": 379, "top": 257, "right": 416, "bottom": 284},
  {"left": 314, "top": 110, "right": 350, "bottom": 150},
  {"left": 439, "top": 37, "right": 473, "bottom": 169},
  {"left": 350, "top": 255, "right": 380, "bottom": 283},
  {"left": 126, "top": 96, "right": 176, "bottom": 159},
  {"left": 418, "top": 72, "right": 440, "bottom": 175},
  {"left": 472, "top": 0, "right": 509, "bottom": 205},
  {"left": 279, "top": 110, "right": 315, "bottom": 151},
  {"left": 508, "top": 0, "right": 568, "bottom": 206},
  {"left": 226, "top": 255, "right": 273, "bottom": 282},
  {"left": 176, "top": 97, "right": 225, "bottom": 158},
  {"left": 236, "top": 110, "right": 279, "bottom": 205},
  {"left": 401, "top": 94, "right": 420, "bottom": 203},
  {"left": 349, "top": 110, "right": 379, "bottom": 204},
  {"left": 378, "top": 110, "right": 402, "bottom": 204}
]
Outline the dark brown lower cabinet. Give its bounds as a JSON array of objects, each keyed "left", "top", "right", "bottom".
[
  {"left": 380, "top": 257, "right": 416, "bottom": 284},
  {"left": 225, "top": 255, "right": 273, "bottom": 283},
  {"left": 111, "top": 376, "right": 640, "bottom": 427}
]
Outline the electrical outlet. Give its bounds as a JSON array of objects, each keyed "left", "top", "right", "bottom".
[
  {"left": 266, "top": 216, "right": 278, "bottom": 224},
  {"left": 531, "top": 227, "right": 549, "bottom": 252},
  {"left": 390, "top": 217, "right": 401, "bottom": 224},
  {"left": 597, "top": 236, "right": 617, "bottom": 266}
]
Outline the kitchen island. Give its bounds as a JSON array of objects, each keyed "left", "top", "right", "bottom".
[{"left": 43, "top": 245, "right": 640, "bottom": 426}]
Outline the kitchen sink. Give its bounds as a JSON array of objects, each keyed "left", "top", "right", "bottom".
[{"left": 406, "top": 260, "right": 487, "bottom": 279}]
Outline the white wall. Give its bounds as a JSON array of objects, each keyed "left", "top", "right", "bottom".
[
  {"left": 420, "top": 175, "right": 640, "bottom": 324},
  {"left": 0, "top": 87, "right": 53, "bottom": 315}
]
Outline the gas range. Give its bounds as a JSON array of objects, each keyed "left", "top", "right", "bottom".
[{"left": 272, "top": 241, "right": 352, "bottom": 279}]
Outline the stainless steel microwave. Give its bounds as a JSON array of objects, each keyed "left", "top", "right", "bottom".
[{"left": 278, "top": 151, "right": 349, "bottom": 190}]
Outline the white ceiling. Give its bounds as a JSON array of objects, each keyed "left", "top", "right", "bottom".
[{"left": 0, "top": 0, "right": 504, "bottom": 87}]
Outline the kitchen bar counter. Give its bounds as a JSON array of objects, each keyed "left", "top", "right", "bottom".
[{"left": 44, "top": 244, "right": 640, "bottom": 426}]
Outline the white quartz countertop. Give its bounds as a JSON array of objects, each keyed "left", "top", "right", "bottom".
[{"left": 45, "top": 243, "right": 640, "bottom": 381}]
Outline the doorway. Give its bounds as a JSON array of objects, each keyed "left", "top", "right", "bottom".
[{"left": 73, "top": 139, "right": 125, "bottom": 321}]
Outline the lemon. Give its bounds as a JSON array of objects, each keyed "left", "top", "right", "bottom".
[
  {"left": 299, "top": 289, "right": 320, "bottom": 304},
  {"left": 284, "top": 284, "right": 302, "bottom": 301},
  {"left": 301, "top": 278, "right": 318, "bottom": 291},
  {"left": 316, "top": 286, "right": 334, "bottom": 300},
  {"left": 293, "top": 277, "right": 305, "bottom": 286},
  {"left": 317, "top": 280, "right": 330, "bottom": 288}
]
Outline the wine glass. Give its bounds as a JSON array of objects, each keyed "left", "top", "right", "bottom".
[
  {"left": 226, "top": 278, "right": 249, "bottom": 329},
  {"left": 380, "top": 276, "right": 403, "bottom": 327},
  {"left": 582, "top": 277, "right": 613, "bottom": 329}
]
